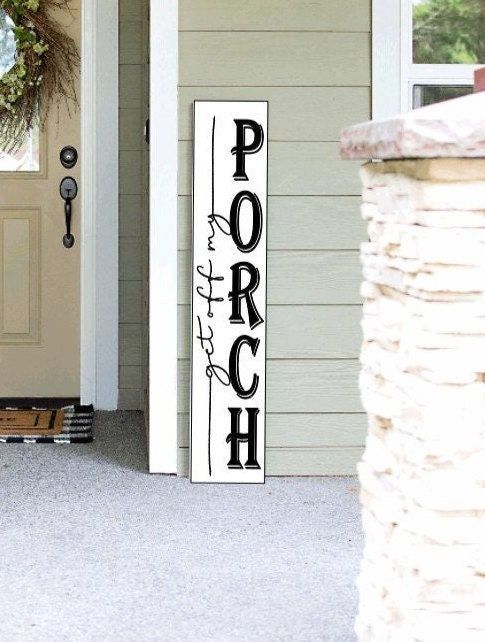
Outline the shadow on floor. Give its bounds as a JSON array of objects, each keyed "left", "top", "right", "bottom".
[{"left": 92, "top": 410, "right": 149, "bottom": 473}]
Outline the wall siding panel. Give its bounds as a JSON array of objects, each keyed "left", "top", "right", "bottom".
[
  {"left": 180, "top": 0, "right": 370, "bottom": 32},
  {"left": 180, "top": 33, "right": 370, "bottom": 86},
  {"left": 177, "top": 250, "right": 361, "bottom": 305},
  {"left": 178, "top": 305, "right": 362, "bottom": 359},
  {"left": 178, "top": 196, "right": 366, "bottom": 250},
  {"left": 177, "top": 447, "right": 364, "bottom": 477},
  {"left": 120, "top": 323, "right": 142, "bottom": 366},
  {"left": 119, "top": 0, "right": 147, "bottom": 409},
  {"left": 119, "top": 22, "right": 144, "bottom": 64},
  {"left": 177, "top": 1, "right": 370, "bottom": 474},
  {"left": 119, "top": 109, "right": 143, "bottom": 151},
  {"left": 120, "top": 195, "right": 142, "bottom": 238},
  {"left": 178, "top": 413, "right": 366, "bottom": 448},
  {"left": 120, "top": 0, "right": 144, "bottom": 21},
  {"left": 179, "top": 87, "right": 370, "bottom": 142},
  {"left": 177, "top": 359, "right": 362, "bottom": 414},
  {"left": 178, "top": 141, "right": 362, "bottom": 196}
]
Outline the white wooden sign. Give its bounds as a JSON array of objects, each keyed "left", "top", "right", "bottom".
[{"left": 191, "top": 101, "right": 268, "bottom": 484}]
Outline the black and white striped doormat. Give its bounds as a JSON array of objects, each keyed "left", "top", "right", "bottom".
[{"left": 0, "top": 405, "right": 94, "bottom": 444}]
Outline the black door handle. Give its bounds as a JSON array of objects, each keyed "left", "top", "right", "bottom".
[
  {"left": 64, "top": 198, "right": 74, "bottom": 248},
  {"left": 59, "top": 176, "right": 78, "bottom": 248}
]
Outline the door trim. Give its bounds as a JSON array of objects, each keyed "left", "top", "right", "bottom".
[
  {"left": 80, "top": 0, "right": 119, "bottom": 410},
  {"left": 149, "top": 0, "right": 178, "bottom": 472}
]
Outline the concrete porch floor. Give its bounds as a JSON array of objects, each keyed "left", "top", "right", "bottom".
[{"left": 0, "top": 411, "right": 362, "bottom": 642}]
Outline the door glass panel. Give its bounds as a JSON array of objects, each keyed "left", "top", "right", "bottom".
[
  {"left": 0, "top": 127, "right": 40, "bottom": 171},
  {"left": 413, "top": 0, "right": 485, "bottom": 64},
  {"left": 0, "top": 9, "right": 40, "bottom": 172},
  {"left": 0, "top": 9, "right": 16, "bottom": 75},
  {"left": 413, "top": 84, "right": 473, "bottom": 108}
]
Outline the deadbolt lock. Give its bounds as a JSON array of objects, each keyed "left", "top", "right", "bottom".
[{"left": 60, "top": 146, "right": 78, "bottom": 169}]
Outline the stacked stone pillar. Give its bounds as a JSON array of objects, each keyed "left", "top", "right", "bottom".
[{"left": 341, "top": 93, "right": 485, "bottom": 642}]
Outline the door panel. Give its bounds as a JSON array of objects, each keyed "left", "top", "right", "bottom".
[
  {"left": 0, "top": 209, "right": 40, "bottom": 341},
  {"left": 0, "top": 3, "right": 81, "bottom": 398}
]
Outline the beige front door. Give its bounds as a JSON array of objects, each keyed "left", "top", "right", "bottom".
[{"left": 0, "top": 3, "right": 81, "bottom": 398}]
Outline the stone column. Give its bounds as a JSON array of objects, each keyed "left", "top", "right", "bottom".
[{"left": 340, "top": 93, "right": 485, "bottom": 642}]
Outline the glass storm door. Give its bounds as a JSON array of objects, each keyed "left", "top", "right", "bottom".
[{"left": 0, "top": 2, "right": 81, "bottom": 399}]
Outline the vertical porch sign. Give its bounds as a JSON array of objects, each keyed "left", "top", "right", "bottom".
[{"left": 191, "top": 101, "right": 268, "bottom": 483}]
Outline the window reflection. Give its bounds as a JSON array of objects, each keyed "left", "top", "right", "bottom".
[
  {"left": 413, "top": 0, "right": 485, "bottom": 64},
  {"left": 413, "top": 84, "right": 473, "bottom": 108},
  {"left": 0, "top": 9, "right": 40, "bottom": 172},
  {"left": 0, "top": 127, "right": 40, "bottom": 172},
  {"left": 0, "top": 9, "right": 16, "bottom": 76}
]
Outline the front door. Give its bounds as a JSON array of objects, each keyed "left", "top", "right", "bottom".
[{"left": 0, "top": 2, "right": 81, "bottom": 399}]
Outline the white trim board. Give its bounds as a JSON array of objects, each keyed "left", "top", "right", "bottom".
[
  {"left": 372, "top": 0, "right": 401, "bottom": 120},
  {"left": 81, "top": 0, "right": 119, "bottom": 410},
  {"left": 148, "top": 0, "right": 179, "bottom": 473}
]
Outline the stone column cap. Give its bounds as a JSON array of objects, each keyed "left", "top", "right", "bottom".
[{"left": 340, "top": 92, "right": 485, "bottom": 160}]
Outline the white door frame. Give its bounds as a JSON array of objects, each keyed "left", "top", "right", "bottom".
[
  {"left": 80, "top": 0, "right": 119, "bottom": 410},
  {"left": 148, "top": 0, "right": 179, "bottom": 473}
]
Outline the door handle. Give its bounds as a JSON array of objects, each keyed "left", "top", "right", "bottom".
[{"left": 59, "top": 176, "right": 78, "bottom": 248}]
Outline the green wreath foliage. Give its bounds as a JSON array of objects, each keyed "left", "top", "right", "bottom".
[{"left": 0, "top": 0, "right": 79, "bottom": 151}]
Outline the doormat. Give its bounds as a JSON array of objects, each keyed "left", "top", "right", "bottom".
[{"left": 0, "top": 405, "right": 94, "bottom": 444}]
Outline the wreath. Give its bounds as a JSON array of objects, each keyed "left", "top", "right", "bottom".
[{"left": 0, "top": 0, "right": 79, "bottom": 151}]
